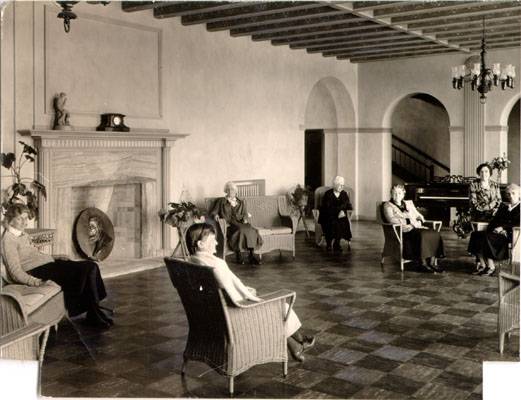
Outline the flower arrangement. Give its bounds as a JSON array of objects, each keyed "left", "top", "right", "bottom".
[
  {"left": 159, "top": 201, "right": 203, "bottom": 227},
  {"left": 452, "top": 208, "right": 472, "bottom": 239},
  {"left": 1, "top": 141, "right": 46, "bottom": 219},
  {"left": 490, "top": 153, "right": 511, "bottom": 173},
  {"left": 287, "top": 184, "right": 311, "bottom": 215}
]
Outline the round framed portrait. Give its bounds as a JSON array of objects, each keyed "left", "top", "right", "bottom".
[{"left": 74, "top": 208, "right": 115, "bottom": 261}]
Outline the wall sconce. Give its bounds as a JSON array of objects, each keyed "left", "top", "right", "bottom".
[{"left": 57, "top": 1, "right": 110, "bottom": 33}]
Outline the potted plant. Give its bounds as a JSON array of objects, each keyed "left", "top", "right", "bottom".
[
  {"left": 287, "top": 184, "right": 311, "bottom": 216},
  {"left": 1, "top": 141, "right": 46, "bottom": 219},
  {"left": 159, "top": 201, "right": 203, "bottom": 229}
]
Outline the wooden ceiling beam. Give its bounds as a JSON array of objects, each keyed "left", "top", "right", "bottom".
[
  {"left": 468, "top": 43, "right": 521, "bottom": 51},
  {"left": 323, "top": 43, "right": 446, "bottom": 57},
  {"left": 205, "top": 7, "right": 342, "bottom": 32},
  {"left": 452, "top": 35, "right": 521, "bottom": 46},
  {"left": 427, "top": 21, "right": 521, "bottom": 37},
  {"left": 392, "top": 5, "right": 521, "bottom": 25},
  {"left": 330, "top": 2, "right": 470, "bottom": 53},
  {"left": 230, "top": 12, "right": 358, "bottom": 37},
  {"left": 252, "top": 22, "right": 385, "bottom": 42},
  {"left": 408, "top": 13, "right": 521, "bottom": 30},
  {"left": 447, "top": 31, "right": 521, "bottom": 44},
  {"left": 352, "top": 1, "right": 416, "bottom": 12},
  {"left": 300, "top": 35, "right": 422, "bottom": 51},
  {"left": 375, "top": 1, "right": 506, "bottom": 18},
  {"left": 154, "top": 2, "right": 253, "bottom": 19},
  {"left": 308, "top": 38, "right": 429, "bottom": 54},
  {"left": 121, "top": 1, "right": 160, "bottom": 12},
  {"left": 275, "top": 29, "right": 402, "bottom": 46},
  {"left": 348, "top": 48, "right": 460, "bottom": 62},
  {"left": 180, "top": 2, "right": 324, "bottom": 26}
]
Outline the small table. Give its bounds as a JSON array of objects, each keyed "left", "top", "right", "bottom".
[{"left": 171, "top": 225, "right": 191, "bottom": 260}]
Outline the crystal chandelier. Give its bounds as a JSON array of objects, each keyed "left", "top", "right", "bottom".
[
  {"left": 56, "top": 1, "right": 110, "bottom": 33},
  {"left": 451, "top": 18, "right": 515, "bottom": 104}
]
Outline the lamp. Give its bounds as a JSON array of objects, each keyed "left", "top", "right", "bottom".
[
  {"left": 56, "top": 1, "right": 110, "bottom": 33},
  {"left": 451, "top": 18, "right": 515, "bottom": 104}
]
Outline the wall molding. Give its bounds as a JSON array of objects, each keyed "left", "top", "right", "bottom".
[{"left": 41, "top": 5, "right": 162, "bottom": 120}]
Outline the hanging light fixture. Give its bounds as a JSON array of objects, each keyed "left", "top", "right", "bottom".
[
  {"left": 56, "top": 1, "right": 110, "bottom": 33},
  {"left": 451, "top": 18, "right": 515, "bottom": 104}
]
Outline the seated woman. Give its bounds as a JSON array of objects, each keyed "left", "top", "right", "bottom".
[
  {"left": 209, "top": 181, "right": 263, "bottom": 265},
  {"left": 1, "top": 203, "right": 113, "bottom": 328},
  {"left": 383, "top": 184, "right": 445, "bottom": 273},
  {"left": 318, "top": 176, "right": 352, "bottom": 251},
  {"left": 469, "top": 163, "right": 502, "bottom": 222},
  {"left": 186, "top": 222, "right": 315, "bottom": 362},
  {"left": 468, "top": 183, "right": 520, "bottom": 276}
]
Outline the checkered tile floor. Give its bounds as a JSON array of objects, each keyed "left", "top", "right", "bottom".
[{"left": 41, "top": 221, "right": 519, "bottom": 398}]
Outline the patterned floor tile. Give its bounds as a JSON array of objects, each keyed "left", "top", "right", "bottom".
[
  {"left": 372, "top": 345, "right": 419, "bottom": 362},
  {"left": 412, "top": 382, "right": 471, "bottom": 400},
  {"left": 390, "top": 362, "right": 443, "bottom": 382},
  {"left": 372, "top": 374, "right": 424, "bottom": 396},
  {"left": 318, "top": 348, "right": 367, "bottom": 365},
  {"left": 334, "top": 365, "right": 386, "bottom": 385}
]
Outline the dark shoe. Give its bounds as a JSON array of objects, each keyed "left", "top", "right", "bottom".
[
  {"left": 333, "top": 244, "right": 342, "bottom": 252},
  {"left": 479, "top": 267, "right": 496, "bottom": 276},
  {"left": 235, "top": 252, "right": 245, "bottom": 265},
  {"left": 288, "top": 344, "right": 305, "bottom": 362},
  {"left": 302, "top": 336, "right": 315, "bottom": 351},
  {"left": 85, "top": 310, "right": 111, "bottom": 329},
  {"left": 431, "top": 264, "right": 444, "bottom": 273},
  {"left": 421, "top": 263, "right": 436, "bottom": 273},
  {"left": 472, "top": 263, "right": 485, "bottom": 275},
  {"left": 249, "top": 254, "right": 261, "bottom": 265},
  {"left": 325, "top": 242, "right": 332, "bottom": 251}
]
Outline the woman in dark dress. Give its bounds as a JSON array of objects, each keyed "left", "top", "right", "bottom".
[
  {"left": 469, "top": 163, "right": 502, "bottom": 222},
  {"left": 318, "top": 176, "right": 352, "bottom": 251},
  {"left": 383, "top": 184, "right": 445, "bottom": 273},
  {"left": 209, "top": 181, "right": 263, "bottom": 265},
  {"left": 1, "top": 203, "right": 113, "bottom": 328},
  {"left": 468, "top": 183, "right": 520, "bottom": 276}
]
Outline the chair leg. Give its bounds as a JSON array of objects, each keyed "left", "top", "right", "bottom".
[
  {"left": 499, "top": 332, "right": 505, "bottom": 354},
  {"left": 347, "top": 241, "right": 351, "bottom": 251},
  {"left": 283, "top": 361, "right": 288, "bottom": 377},
  {"left": 181, "top": 356, "right": 188, "bottom": 376},
  {"left": 400, "top": 259, "right": 404, "bottom": 272},
  {"left": 229, "top": 376, "right": 234, "bottom": 395}
]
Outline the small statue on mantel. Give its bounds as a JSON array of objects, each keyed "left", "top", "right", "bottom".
[{"left": 53, "top": 92, "right": 72, "bottom": 130}]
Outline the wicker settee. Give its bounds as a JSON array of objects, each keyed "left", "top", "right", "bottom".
[
  {"left": 206, "top": 195, "right": 298, "bottom": 260},
  {"left": 164, "top": 258, "right": 295, "bottom": 394}
]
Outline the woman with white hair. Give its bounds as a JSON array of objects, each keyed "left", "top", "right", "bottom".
[
  {"left": 383, "top": 184, "right": 445, "bottom": 273},
  {"left": 468, "top": 183, "right": 520, "bottom": 276},
  {"left": 318, "top": 176, "right": 353, "bottom": 251},
  {"left": 209, "top": 181, "right": 263, "bottom": 265}
]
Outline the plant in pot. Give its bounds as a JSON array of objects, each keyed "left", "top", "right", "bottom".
[
  {"left": 159, "top": 201, "right": 204, "bottom": 229},
  {"left": 1, "top": 141, "right": 46, "bottom": 220},
  {"left": 287, "top": 184, "right": 311, "bottom": 216}
]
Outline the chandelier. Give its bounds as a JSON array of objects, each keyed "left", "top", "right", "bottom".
[
  {"left": 56, "top": 1, "right": 110, "bottom": 33},
  {"left": 451, "top": 18, "right": 515, "bottom": 104}
]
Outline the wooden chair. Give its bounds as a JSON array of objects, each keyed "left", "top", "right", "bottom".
[
  {"left": 164, "top": 257, "right": 295, "bottom": 395},
  {"left": 376, "top": 202, "right": 442, "bottom": 271},
  {"left": 312, "top": 186, "right": 353, "bottom": 249}
]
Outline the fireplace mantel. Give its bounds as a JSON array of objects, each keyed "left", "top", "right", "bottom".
[{"left": 19, "top": 128, "right": 188, "bottom": 259}]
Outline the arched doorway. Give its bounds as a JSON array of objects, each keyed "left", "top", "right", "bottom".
[
  {"left": 389, "top": 93, "right": 451, "bottom": 185},
  {"left": 507, "top": 99, "right": 520, "bottom": 184},
  {"left": 303, "top": 77, "right": 355, "bottom": 194}
]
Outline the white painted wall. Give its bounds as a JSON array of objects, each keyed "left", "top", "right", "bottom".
[{"left": 1, "top": 1, "right": 358, "bottom": 217}]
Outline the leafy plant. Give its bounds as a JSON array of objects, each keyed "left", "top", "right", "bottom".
[
  {"left": 452, "top": 208, "right": 472, "bottom": 239},
  {"left": 490, "top": 153, "right": 511, "bottom": 172},
  {"left": 1, "top": 141, "right": 46, "bottom": 219},
  {"left": 159, "top": 201, "right": 202, "bottom": 227},
  {"left": 287, "top": 184, "right": 311, "bottom": 214}
]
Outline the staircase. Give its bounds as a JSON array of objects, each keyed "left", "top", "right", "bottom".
[{"left": 392, "top": 135, "right": 450, "bottom": 183}]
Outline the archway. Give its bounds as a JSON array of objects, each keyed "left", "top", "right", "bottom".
[
  {"left": 507, "top": 99, "right": 520, "bottom": 184},
  {"left": 387, "top": 93, "right": 451, "bottom": 185},
  {"left": 303, "top": 77, "right": 356, "bottom": 193}
]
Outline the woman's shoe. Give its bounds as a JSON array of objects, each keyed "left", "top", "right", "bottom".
[
  {"left": 235, "top": 252, "right": 245, "bottom": 264},
  {"left": 85, "top": 309, "right": 111, "bottom": 329},
  {"left": 480, "top": 267, "right": 496, "bottom": 276},
  {"left": 302, "top": 336, "right": 316, "bottom": 351},
  {"left": 287, "top": 338, "right": 305, "bottom": 362},
  {"left": 249, "top": 254, "right": 260, "bottom": 265},
  {"left": 472, "top": 263, "right": 485, "bottom": 275}
]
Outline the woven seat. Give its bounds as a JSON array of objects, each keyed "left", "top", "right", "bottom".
[
  {"left": 206, "top": 195, "right": 298, "bottom": 260},
  {"left": 0, "top": 293, "right": 50, "bottom": 369},
  {"left": 164, "top": 257, "right": 295, "bottom": 395}
]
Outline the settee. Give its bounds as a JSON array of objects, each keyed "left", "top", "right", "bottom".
[{"left": 206, "top": 195, "right": 298, "bottom": 260}]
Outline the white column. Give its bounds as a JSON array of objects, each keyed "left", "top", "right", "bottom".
[
  {"left": 464, "top": 85, "right": 485, "bottom": 175},
  {"left": 485, "top": 125, "right": 508, "bottom": 183},
  {"left": 449, "top": 126, "right": 464, "bottom": 176}
]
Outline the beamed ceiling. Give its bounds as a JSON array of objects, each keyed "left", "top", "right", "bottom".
[{"left": 122, "top": 1, "right": 521, "bottom": 63}]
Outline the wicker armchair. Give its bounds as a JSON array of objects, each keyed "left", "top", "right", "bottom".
[
  {"left": 312, "top": 186, "right": 353, "bottom": 249},
  {"left": 376, "top": 202, "right": 442, "bottom": 271},
  {"left": 498, "top": 269, "right": 519, "bottom": 354},
  {"left": 0, "top": 293, "right": 50, "bottom": 367},
  {"left": 164, "top": 257, "right": 295, "bottom": 395}
]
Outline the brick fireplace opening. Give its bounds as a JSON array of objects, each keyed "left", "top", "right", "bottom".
[{"left": 22, "top": 129, "right": 188, "bottom": 261}]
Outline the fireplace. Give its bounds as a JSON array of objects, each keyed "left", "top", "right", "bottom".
[{"left": 22, "top": 129, "right": 188, "bottom": 260}]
